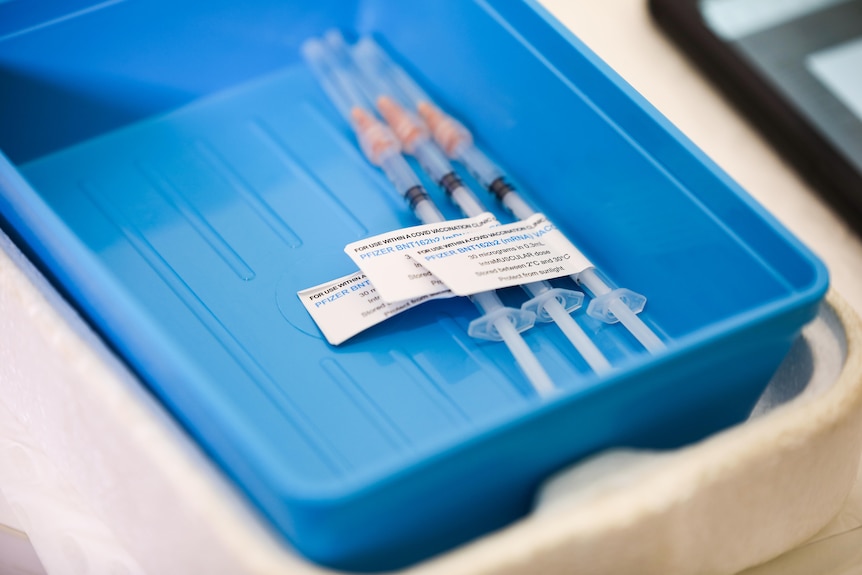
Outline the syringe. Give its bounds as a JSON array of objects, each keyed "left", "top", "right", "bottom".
[
  {"left": 302, "top": 38, "right": 556, "bottom": 396},
  {"left": 350, "top": 37, "right": 666, "bottom": 354},
  {"left": 335, "top": 32, "right": 612, "bottom": 373}
]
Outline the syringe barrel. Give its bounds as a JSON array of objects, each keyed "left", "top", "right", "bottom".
[
  {"left": 456, "top": 144, "right": 503, "bottom": 189},
  {"left": 348, "top": 37, "right": 409, "bottom": 108},
  {"left": 467, "top": 293, "right": 554, "bottom": 395},
  {"left": 379, "top": 154, "right": 442, "bottom": 222},
  {"left": 449, "top": 184, "right": 486, "bottom": 218},
  {"left": 454, "top": 146, "right": 534, "bottom": 219},
  {"left": 413, "top": 196, "right": 446, "bottom": 226},
  {"left": 348, "top": 37, "right": 534, "bottom": 225},
  {"left": 575, "top": 267, "right": 611, "bottom": 298},
  {"left": 412, "top": 140, "right": 452, "bottom": 183},
  {"left": 302, "top": 39, "right": 356, "bottom": 123},
  {"left": 320, "top": 32, "right": 383, "bottom": 114},
  {"left": 379, "top": 154, "right": 422, "bottom": 196},
  {"left": 469, "top": 290, "right": 505, "bottom": 315},
  {"left": 411, "top": 142, "right": 486, "bottom": 218},
  {"left": 353, "top": 37, "right": 431, "bottom": 106},
  {"left": 499, "top": 186, "right": 535, "bottom": 220}
]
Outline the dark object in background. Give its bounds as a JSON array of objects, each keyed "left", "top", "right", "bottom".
[{"left": 649, "top": 0, "right": 862, "bottom": 231}]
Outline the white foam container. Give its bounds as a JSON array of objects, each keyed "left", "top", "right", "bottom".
[{"left": 1, "top": 225, "right": 861, "bottom": 575}]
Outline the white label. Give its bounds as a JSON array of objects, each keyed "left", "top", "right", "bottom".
[
  {"left": 406, "top": 213, "right": 592, "bottom": 296},
  {"left": 344, "top": 213, "right": 498, "bottom": 303},
  {"left": 297, "top": 271, "right": 453, "bottom": 345}
]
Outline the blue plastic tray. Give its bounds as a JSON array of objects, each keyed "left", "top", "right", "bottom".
[{"left": 0, "top": 0, "right": 828, "bottom": 570}]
